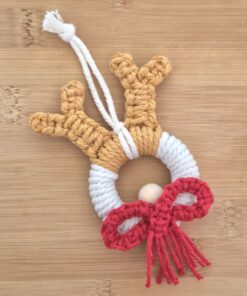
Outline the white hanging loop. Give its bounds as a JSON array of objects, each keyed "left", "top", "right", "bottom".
[{"left": 42, "top": 11, "right": 139, "bottom": 160}]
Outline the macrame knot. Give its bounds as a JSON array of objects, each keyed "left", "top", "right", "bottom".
[
  {"left": 42, "top": 11, "right": 75, "bottom": 43},
  {"left": 101, "top": 177, "right": 214, "bottom": 287},
  {"left": 59, "top": 23, "right": 75, "bottom": 43}
]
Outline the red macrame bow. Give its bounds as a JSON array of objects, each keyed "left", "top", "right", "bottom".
[{"left": 101, "top": 177, "right": 214, "bottom": 287}]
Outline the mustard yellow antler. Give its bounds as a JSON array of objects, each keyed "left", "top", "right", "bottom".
[
  {"left": 30, "top": 81, "right": 127, "bottom": 171},
  {"left": 110, "top": 53, "right": 171, "bottom": 156},
  {"left": 138, "top": 55, "right": 171, "bottom": 86}
]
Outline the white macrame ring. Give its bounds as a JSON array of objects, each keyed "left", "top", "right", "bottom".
[{"left": 89, "top": 131, "right": 200, "bottom": 232}]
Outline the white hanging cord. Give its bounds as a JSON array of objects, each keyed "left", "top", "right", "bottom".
[{"left": 42, "top": 10, "right": 139, "bottom": 160}]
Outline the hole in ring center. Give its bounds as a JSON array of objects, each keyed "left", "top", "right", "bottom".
[{"left": 117, "top": 156, "right": 170, "bottom": 203}]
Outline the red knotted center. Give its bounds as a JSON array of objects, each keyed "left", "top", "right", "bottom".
[{"left": 101, "top": 177, "right": 214, "bottom": 287}]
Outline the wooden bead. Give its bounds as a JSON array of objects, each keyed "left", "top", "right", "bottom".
[{"left": 138, "top": 183, "right": 163, "bottom": 204}]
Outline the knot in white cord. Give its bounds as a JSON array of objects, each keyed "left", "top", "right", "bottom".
[
  {"left": 113, "top": 121, "right": 125, "bottom": 134},
  {"left": 59, "top": 23, "right": 75, "bottom": 43},
  {"left": 42, "top": 10, "right": 139, "bottom": 160},
  {"left": 42, "top": 11, "right": 75, "bottom": 43}
]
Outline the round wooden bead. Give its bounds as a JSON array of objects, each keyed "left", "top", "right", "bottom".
[{"left": 138, "top": 183, "right": 163, "bottom": 204}]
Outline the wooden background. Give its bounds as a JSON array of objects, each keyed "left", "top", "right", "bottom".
[{"left": 0, "top": 0, "right": 247, "bottom": 295}]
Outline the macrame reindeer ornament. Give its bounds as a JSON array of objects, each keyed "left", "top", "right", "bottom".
[{"left": 30, "top": 11, "right": 214, "bottom": 288}]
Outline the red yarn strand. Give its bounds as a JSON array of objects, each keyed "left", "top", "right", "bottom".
[
  {"left": 156, "top": 267, "right": 163, "bottom": 284},
  {"left": 146, "top": 231, "right": 154, "bottom": 288},
  {"left": 169, "top": 229, "right": 185, "bottom": 275},
  {"left": 156, "top": 237, "right": 172, "bottom": 284},
  {"left": 160, "top": 236, "right": 179, "bottom": 285},
  {"left": 174, "top": 227, "right": 203, "bottom": 280},
  {"left": 183, "top": 233, "right": 210, "bottom": 267},
  {"left": 164, "top": 233, "right": 183, "bottom": 275}
]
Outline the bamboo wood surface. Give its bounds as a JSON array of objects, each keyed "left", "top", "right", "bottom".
[{"left": 0, "top": 1, "right": 247, "bottom": 295}]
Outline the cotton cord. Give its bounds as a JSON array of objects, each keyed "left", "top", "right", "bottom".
[
  {"left": 156, "top": 132, "right": 199, "bottom": 180},
  {"left": 89, "top": 164, "right": 141, "bottom": 233},
  {"left": 42, "top": 10, "right": 139, "bottom": 160}
]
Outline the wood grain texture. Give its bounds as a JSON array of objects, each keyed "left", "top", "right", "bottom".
[{"left": 0, "top": 0, "right": 247, "bottom": 295}]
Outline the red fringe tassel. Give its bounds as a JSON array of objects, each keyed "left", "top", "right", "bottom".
[{"left": 146, "top": 223, "right": 210, "bottom": 287}]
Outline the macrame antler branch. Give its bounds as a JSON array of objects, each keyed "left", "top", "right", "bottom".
[
  {"left": 30, "top": 81, "right": 127, "bottom": 171},
  {"left": 110, "top": 53, "right": 171, "bottom": 155},
  {"left": 138, "top": 55, "right": 171, "bottom": 86},
  {"left": 109, "top": 53, "right": 139, "bottom": 89}
]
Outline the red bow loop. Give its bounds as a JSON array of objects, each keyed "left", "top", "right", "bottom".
[
  {"left": 101, "top": 177, "right": 214, "bottom": 287},
  {"left": 101, "top": 200, "right": 153, "bottom": 251},
  {"left": 170, "top": 178, "right": 213, "bottom": 221}
]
